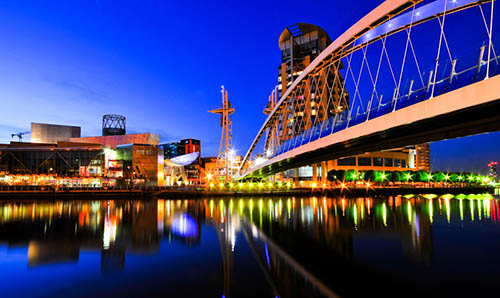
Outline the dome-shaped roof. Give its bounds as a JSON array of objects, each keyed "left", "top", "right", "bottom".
[{"left": 278, "top": 23, "right": 331, "bottom": 50}]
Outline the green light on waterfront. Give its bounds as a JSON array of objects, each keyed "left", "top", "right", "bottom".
[
  {"left": 428, "top": 199, "right": 433, "bottom": 224},
  {"left": 407, "top": 202, "right": 412, "bottom": 223},
  {"left": 470, "top": 199, "right": 474, "bottom": 221},
  {"left": 444, "top": 198, "right": 450, "bottom": 223},
  {"left": 287, "top": 199, "right": 291, "bottom": 219},
  {"left": 210, "top": 200, "right": 214, "bottom": 217},
  {"left": 382, "top": 203, "right": 387, "bottom": 227},
  {"left": 459, "top": 199, "right": 464, "bottom": 221},
  {"left": 353, "top": 204, "right": 358, "bottom": 226}
]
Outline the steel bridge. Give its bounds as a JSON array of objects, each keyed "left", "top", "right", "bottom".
[{"left": 238, "top": 0, "right": 500, "bottom": 179}]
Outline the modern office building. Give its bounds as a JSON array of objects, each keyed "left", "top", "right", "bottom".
[
  {"left": 162, "top": 142, "right": 186, "bottom": 159},
  {"left": 181, "top": 139, "right": 201, "bottom": 155},
  {"left": 115, "top": 144, "right": 164, "bottom": 186},
  {"left": 31, "top": 122, "right": 81, "bottom": 144},
  {"left": 489, "top": 161, "right": 498, "bottom": 178},
  {"left": 161, "top": 139, "right": 202, "bottom": 184},
  {"left": 0, "top": 118, "right": 165, "bottom": 187},
  {"left": 0, "top": 141, "right": 106, "bottom": 186}
]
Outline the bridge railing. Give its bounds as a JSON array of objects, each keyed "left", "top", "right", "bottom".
[{"left": 264, "top": 52, "right": 500, "bottom": 162}]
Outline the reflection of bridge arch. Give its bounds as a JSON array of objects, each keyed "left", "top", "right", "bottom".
[{"left": 239, "top": 0, "right": 500, "bottom": 178}]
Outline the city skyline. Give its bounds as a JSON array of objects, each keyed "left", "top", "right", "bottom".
[{"left": 0, "top": 0, "right": 498, "bottom": 173}]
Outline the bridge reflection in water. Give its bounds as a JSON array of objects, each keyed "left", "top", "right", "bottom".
[{"left": 0, "top": 194, "right": 498, "bottom": 297}]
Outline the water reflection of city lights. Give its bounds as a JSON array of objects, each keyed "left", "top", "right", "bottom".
[{"left": 171, "top": 214, "right": 198, "bottom": 238}]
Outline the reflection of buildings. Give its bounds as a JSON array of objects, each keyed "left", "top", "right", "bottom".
[
  {"left": 101, "top": 245, "right": 126, "bottom": 273},
  {"left": 28, "top": 241, "right": 80, "bottom": 267},
  {"left": 161, "top": 200, "right": 203, "bottom": 246},
  {"left": 0, "top": 200, "right": 161, "bottom": 271},
  {"left": 0, "top": 196, "right": 494, "bottom": 296}
]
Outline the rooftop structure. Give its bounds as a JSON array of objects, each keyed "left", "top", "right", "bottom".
[
  {"left": 103, "top": 114, "right": 126, "bottom": 136},
  {"left": 31, "top": 122, "right": 81, "bottom": 144}
]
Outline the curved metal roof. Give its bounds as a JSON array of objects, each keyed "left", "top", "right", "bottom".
[{"left": 278, "top": 23, "right": 332, "bottom": 50}]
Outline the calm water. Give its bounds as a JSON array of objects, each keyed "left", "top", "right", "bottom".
[{"left": 0, "top": 194, "right": 499, "bottom": 297}]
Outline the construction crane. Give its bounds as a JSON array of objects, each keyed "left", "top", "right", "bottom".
[{"left": 11, "top": 131, "right": 30, "bottom": 142}]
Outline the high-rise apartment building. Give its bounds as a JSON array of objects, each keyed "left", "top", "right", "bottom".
[
  {"left": 271, "top": 24, "right": 430, "bottom": 180},
  {"left": 415, "top": 143, "right": 431, "bottom": 171},
  {"left": 272, "top": 23, "right": 348, "bottom": 141}
]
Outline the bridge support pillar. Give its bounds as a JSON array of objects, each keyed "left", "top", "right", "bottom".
[
  {"left": 321, "top": 161, "right": 327, "bottom": 185},
  {"left": 312, "top": 164, "right": 318, "bottom": 184}
]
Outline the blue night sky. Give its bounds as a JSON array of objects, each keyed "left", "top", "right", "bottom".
[{"left": 0, "top": 0, "right": 498, "bottom": 173}]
